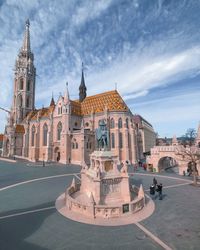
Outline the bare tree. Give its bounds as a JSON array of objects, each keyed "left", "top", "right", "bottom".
[
  {"left": 176, "top": 146, "right": 200, "bottom": 185},
  {"left": 183, "top": 128, "right": 197, "bottom": 146}
]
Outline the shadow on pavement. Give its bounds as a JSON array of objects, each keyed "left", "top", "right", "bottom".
[{"left": 0, "top": 201, "right": 55, "bottom": 250}]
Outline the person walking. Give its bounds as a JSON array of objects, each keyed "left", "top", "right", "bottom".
[
  {"left": 150, "top": 184, "right": 155, "bottom": 200},
  {"left": 153, "top": 177, "right": 157, "bottom": 186},
  {"left": 157, "top": 183, "right": 163, "bottom": 200}
]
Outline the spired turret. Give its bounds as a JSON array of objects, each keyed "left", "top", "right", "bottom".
[
  {"left": 79, "top": 63, "right": 87, "bottom": 102},
  {"left": 172, "top": 135, "right": 178, "bottom": 146}
]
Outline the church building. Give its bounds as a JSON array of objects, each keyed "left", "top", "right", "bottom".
[{"left": 2, "top": 20, "right": 156, "bottom": 165}]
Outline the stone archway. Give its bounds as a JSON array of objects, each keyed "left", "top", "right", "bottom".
[
  {"left": 158, "top": 156, "right": 178, "bottom": 173},
  {"left": 54, "top": 147, "right": 60, "bottom": 162}
]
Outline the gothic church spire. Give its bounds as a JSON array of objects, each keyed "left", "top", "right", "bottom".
[
  {"left": 79, "top": 63, "right": 87, "bottom": 102},
  {"left": 21, "top": 19, "right": 31, "bottom": 53}
]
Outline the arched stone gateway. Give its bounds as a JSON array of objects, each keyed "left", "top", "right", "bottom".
[
  {"left": 147, "top": 145, "right": 194, "bottom": 175},
  {"left": 158, "top": 156, "right": 178, "bottom": 173}
]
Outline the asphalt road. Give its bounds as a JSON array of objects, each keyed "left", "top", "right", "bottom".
[{"left": 0, "top": 160, "right": 200, "bottom": 250}]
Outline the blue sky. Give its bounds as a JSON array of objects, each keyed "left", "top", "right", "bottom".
[{"left": 0, "top": 0, "right": 200, "bottom": 137}]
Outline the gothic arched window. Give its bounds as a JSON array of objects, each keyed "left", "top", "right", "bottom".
[
  {"left": 27, "top": 80, "right": 31, "bottom": 91},
  {"left": 43, "top": 123, "right": 48, "bottom": 146},
  {"left": 118, "top": 118, "right": 122, "bottom": 129},
  {"left": 26, "top": 97, "right": 30, "bottom": 108},
  {"left": 119, "top": 132, "right": 123, "bottom": 148},
  {"left": 110, "top": 118, "right": 115, "bottom": 129},
  {"left": 18, "top": 95, "right": 22, "bottom": 107},
  {"left": 19, "top": 79, "right": 23, "bottom": 90},
  {"left": 57, "top": 122, "right": 62, "bottom": 141},
  {"left": 31, "top": 125, "right": 35, "bottom": 146},
  {"left": 126, "top": 118, "right": 129, "bottom": 128},
  {"left": 111, "top": 133, "right": 115, "bottom": 148},
  {"left": 128, "top": 133, "right": 131, "bottom": 148}
]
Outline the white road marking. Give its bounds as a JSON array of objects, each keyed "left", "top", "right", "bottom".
[
  {"left": 129, "top": 172, "right": 194, "bottom": 183},
  {"left": 74, "top": 174, "right": 81, "bottom": 180},
  {"left": 0, "top": 206, "right": 55, "bottom": 220},
  {"left": 0, "top": 173, "right": 79, "bottom": 192},
  {"left": 135, "top": 222, "right": 173, "bottom": 250}
]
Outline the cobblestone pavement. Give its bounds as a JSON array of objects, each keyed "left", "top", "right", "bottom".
[{"left": 0, "top": 161, "right": 200, "bottom": 250}]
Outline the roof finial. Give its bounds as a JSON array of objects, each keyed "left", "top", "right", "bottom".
[
  {"left": 115, "top": 82, "right": 117, "bottom": 90},
  {"left": 22, "top": 19, "right": 31, "bottom": 52},
  {"left": 26, "top": 19, "right": 30, "bottom": 27},
  {"left": 50, "top": 92, "right": 55, "bottom": 106},
  {"left": 64, "top": 82, "right": 70, "bottom": 103}
]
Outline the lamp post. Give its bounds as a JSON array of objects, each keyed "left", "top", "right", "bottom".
[{"left": 43, "top": 153, "right": 45, "bottom": 167}]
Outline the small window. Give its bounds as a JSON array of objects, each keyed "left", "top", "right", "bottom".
[
  {"left": 126, "top": 118, "right": 129, "bottom": 128},
  {"left": 19, "top": 79, "right": 23, "bottom": 90},
  {"left": 111, "top": 133, "right": 115, "bottom": 148},
  {"left": 128, "top": 133, "right": 131, "bottom": 148},
  {"left": 57, "top": 122, "right": 62, "bottom": 141},
  {"left": 26, "top": 97, "right": 29, "bottom": 107},
  {"left": 43, "top": 123, "right": 48, "bottom": 146},
  {"left": 110, "top": 118, "right": 115, "bottom": 129},
  {"left": 85, "top": 122, "right": 89, "bottom": 127},
  {"left": 31, "top": 125, "right": 35, "bottom": 146},
  {"left": 74, "top": 122, "right": 78, "bottom": 127},
  {"left": 118, "top": 118, "right": 122, "bottom": 129},
  {"left": 119, "top": 132, "right": 123, "bottom": 148},
  {"left": 27, "top": 80, "right": 31, "bottom": 91}
]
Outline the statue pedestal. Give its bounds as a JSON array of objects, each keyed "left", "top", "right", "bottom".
[{"left": 63, "top": 150, "right": 145, "bottom": 220}]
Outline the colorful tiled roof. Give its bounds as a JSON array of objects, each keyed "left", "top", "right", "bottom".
[
  {"left": 0, "top": 134, "right": 4, "bottom": 141},
  {"left": 26, "top": 105, "right": 55, "bottom": 121},
  {"left": 71, "top": 90, "right": 128, "bottom": 116},
  {"left": 15, "top": 124, "right": 25, "bottom": 133}
]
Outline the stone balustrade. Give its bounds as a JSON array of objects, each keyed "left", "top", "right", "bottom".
[{"left": 65, "top": 184, "right": 145, "bottom": 219}]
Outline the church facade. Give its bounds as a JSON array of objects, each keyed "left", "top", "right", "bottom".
[{"left": 2, "top": 20, "right": 156, "bottom": 165}]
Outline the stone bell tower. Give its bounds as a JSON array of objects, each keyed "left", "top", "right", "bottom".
[{"left": 11, "top": 19, "right": 36, "bottom": 124}]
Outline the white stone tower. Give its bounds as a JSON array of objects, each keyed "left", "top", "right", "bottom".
[{"left": 11, "top": 19, "right": 36, "bottom": 124}]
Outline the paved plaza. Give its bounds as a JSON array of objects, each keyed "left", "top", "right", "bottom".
[{"left": 0, "top": 159, "right": 200, "bottom": 250}]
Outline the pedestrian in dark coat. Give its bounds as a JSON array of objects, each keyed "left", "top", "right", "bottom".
[
  {"left": 157, "top": 183, "right": 163, "bottom": 200},
  {"left": 150, "top": 184, "right": 155, "bottom": 200},
  {"left": 153, "top": 177, "right": 157, "bottom": 186}
]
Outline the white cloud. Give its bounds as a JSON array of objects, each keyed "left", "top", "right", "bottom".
[
  {"left": 86, "top": 46, "right": 200, "bottom": 98},
  {"left": 71, "top": 0, "right": 113, "bottom": 26}
]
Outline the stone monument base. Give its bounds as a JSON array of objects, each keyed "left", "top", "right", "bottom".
[
  {"left": 55, "top": 150, "right": 155, "bottom": 225},
  {"left": 56, "top": 193, "right": 155, "bottom": 226}
]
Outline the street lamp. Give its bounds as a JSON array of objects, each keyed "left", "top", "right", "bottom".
[{"left": 43, "top": 153, "right": 45, "bottom": 167}]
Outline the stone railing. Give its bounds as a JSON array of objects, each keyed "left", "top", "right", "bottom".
[
  {"left": 65, "top": 184, "right": 145, "bottom": 219},
  {"left": 151, "top": 145, "right": 178, "bottom": 154}
]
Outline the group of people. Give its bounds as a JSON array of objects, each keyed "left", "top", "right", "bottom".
[
  {"left": 150, "top": 177, "right": 163, "bottom": 200},
  {"left": 133, "top": 161, "right": 147, "bottom": 171}
]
